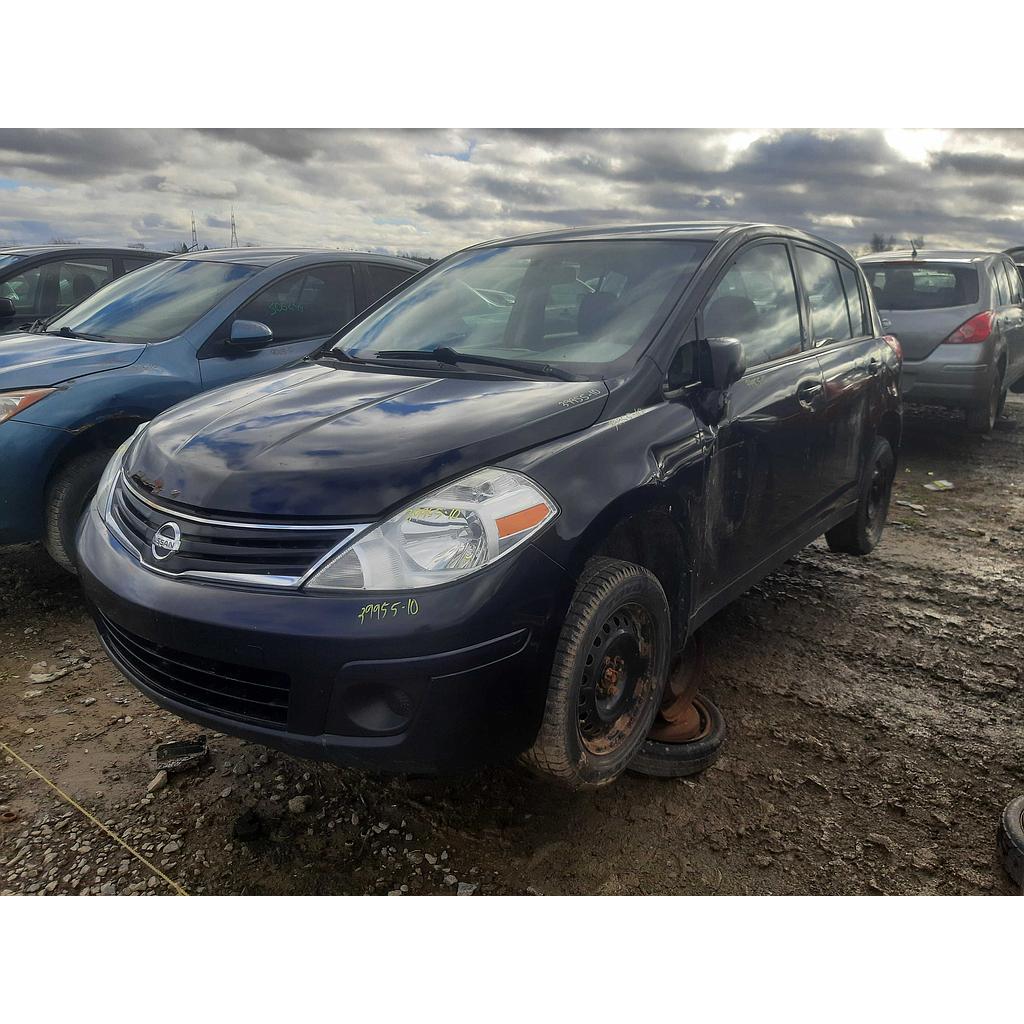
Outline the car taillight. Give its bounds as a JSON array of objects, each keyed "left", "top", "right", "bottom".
[
  {"left": 945, "top": 311, "right": 994, "bottom": 345},
  {"left": 883, "top": 335, "right": 902, "bottom": 361}
]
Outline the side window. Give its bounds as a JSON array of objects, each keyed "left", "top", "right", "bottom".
[
  {"left": 991, "top": 263, "right": 1009, "bottom": 306},
  {"left": 123, "top": 257, "right": 155, "bottom": 274},
  {"left": 365, "top": 264, "right": 413, "bottom": 305},
  {"left": 839, "top": 263, "right": 868, "bottom": 336},
  {"left": 795, "top": 248, "right": 854, "bottom": 344},
  {"left": 0, "top": 265, "right": 44, "bottom": 314},
  {"left": 702, "top": 243, "right": 803, "bottom": 366},
  {"left": 1001, "top": 261, "right": 1021, "bottom": 304},
  {"left": 234, "top": 265, "right": 356, "bottom": 342},
  {"left": 54, "top": 258, "right": 114, "bottom": 311}
]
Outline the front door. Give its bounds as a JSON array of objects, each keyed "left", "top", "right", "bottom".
[
  {"left": 199, "top": 263, "right": 357, "bottom": 389},
  {"left": 695, "top": 241, "right": 827, "bottom": 606}
]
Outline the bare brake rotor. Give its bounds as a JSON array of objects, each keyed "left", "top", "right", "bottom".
[{"left": 648, "top": 633, "right": 711, "bottom": 743}]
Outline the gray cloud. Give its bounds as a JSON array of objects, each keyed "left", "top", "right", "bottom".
[{"left": 1, "top": 128, "right": 1023, "bottom": 257}]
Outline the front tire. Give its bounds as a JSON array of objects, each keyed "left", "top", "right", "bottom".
[
  {"left": 523, "top": 557, "right": 671, "bottom": 789},
  {"left": 825, "top": 436, "right": 895, "bottom": 556},
  {"left": 43, "top": 449, "right": 115, "bottom": 574}
]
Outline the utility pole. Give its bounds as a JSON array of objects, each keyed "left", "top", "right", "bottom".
[
  {"left": 190, "top": 211, "right": 199, "bottom": 251},
  {"left": 230, "top": 207, "right": 238, "bottom": 248}
]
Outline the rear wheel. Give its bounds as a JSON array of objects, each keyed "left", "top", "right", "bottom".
[
  {"left": 42, "top": 449, "right": 115, "bottom": 574},
  {"left": 825, "top": 437, "right": 895, "bottom": 556},
  {"left": 997, "top": 794, "right": 1024, "bottom": 889},
  {"left": 966, "top": 366, "right": 1004, "bottom": 433},
  {"left": 523, "top": 557, "right": 671, "bottom": 789}
]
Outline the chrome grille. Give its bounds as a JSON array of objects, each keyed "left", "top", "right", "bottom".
[{"left": 109, "top": 476, "right": 356, "bottom": 584}]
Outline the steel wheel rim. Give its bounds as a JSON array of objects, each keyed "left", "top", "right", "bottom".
[{"left": 577, "top": 601, "right": 657, "bottom": 756}]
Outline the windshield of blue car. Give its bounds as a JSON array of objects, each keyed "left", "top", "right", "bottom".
[
  {"left": 45, "top": 258, "right": 261, "bottom": 342},
  {"left": 335, "top": 240, "right": 713, "bottom": 376}
]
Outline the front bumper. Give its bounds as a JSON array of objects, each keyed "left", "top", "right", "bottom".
[
  {"left": 77, "top": 507, "right": 572, "bottom": 773},
  {"left": 0, "top": 419, "right": 67, "bottom": 545},
  {"left": 901, "top": 343, "right": 994, "bottom": 408}
]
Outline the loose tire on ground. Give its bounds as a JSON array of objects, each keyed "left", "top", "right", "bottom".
[
  {"left": 522, "top": 557, "right": 671, "bottom": 789},
  {"left": 825, "top": 436, "right": 895, "bottom": 556},
  {"left": 629, "top": 692, "right": 726, "bottom": 778},
  {"left": 997, "top": 794, "right": 1024, "bottom": 889},
  {"left": 43, "top": 448, "right": 115, "bottom": 574}
]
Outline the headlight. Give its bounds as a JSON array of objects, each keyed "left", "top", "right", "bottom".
[
  {"left": 305, "top": 467, "right": 557, "bottom": 591},
  {"left": 93, "top": 424, "right": 148, "bottom": 522},
  {"left": 0, "top": 388, "right": 58, "bottom": 424}
]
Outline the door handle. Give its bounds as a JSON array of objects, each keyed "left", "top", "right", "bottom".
[{"left": 796, "top": 379, "right": 824, "bottom": 408}]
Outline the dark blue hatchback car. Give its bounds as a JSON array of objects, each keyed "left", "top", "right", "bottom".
[
  {"left": 78, "top": 223, "right": 902, "bottom": 788},
  {"left": 0, "top": 248, "right": 419, "bottom": 569}
]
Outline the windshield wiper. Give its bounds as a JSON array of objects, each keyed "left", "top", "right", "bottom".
[
  {"left": 374, "top": 346, "right": 579, "bottom": 381},
  {"left": 45, "top": 325, "right": 108, "bottom": 342}
]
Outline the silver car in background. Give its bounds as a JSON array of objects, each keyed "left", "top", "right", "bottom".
[{"left": 860, "top": 250, "right": 1024, "bottom": 432}]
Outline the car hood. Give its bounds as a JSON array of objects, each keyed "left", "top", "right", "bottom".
[
  {"left": 126, "top": 361, "right": 609, "bottom": 518},
  {"left": 0, "top": 332, "right": 145, "bottom": 389}
]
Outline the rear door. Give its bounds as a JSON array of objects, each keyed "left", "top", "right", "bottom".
[
  {"left": 198, "top": 263, "right": 358, "bottom": 389},
  {"left": 994, "top": 258, "right": 1024, "bottom": 386},
  {"left": 696, "top": 240, "right": 826, "bottom": 604},
  {"left": 795, "top": 246, "right": 884, "bottom": 518}
]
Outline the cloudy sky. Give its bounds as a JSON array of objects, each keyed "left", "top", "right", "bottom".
[{"left": 1, "top": 128, "right": 1023, "bottom": 258}]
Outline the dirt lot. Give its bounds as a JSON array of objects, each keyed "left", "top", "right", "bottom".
[{"left": 2, "top": 398, "right": 1022, "bottom": 896}]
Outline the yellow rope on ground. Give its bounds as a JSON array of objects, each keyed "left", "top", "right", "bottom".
[{"left": 1, "top": 740, "right": 188, "bottom": 896}]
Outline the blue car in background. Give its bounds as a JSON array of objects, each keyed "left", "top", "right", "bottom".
[{"left": 0, "top": 248, "right": 420, "bottom": 570}]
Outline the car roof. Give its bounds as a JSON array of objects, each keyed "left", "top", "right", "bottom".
[
  {"left": 0, "top": 244, "right": 166, "bottom": 258},
  {"left": 859, "top": 250, "right": 997, "bottom": 265},
  {"left": 468, "top": 221, "right": 858, "bottom": 260},
  {"left": 168, "top": 247, "right": 423, "bottom": 269}
]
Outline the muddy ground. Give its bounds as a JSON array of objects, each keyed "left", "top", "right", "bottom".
[{"left": 2, "top": 398, "right": 1022, "bottom": 895}]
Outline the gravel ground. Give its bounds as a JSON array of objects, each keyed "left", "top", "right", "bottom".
[{"left": 2, "top": 398, "right": 1022, "bottom": 895}]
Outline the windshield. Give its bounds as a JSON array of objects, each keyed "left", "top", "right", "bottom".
[
  {"left": 866, "top": 262, "right": 980, "bottom": 310},
  {"left": 335, "top": 240, "right": 712, "bottom": 375},
  {"left": 46, "top": 258, "right": 260, "bottom": 342}
]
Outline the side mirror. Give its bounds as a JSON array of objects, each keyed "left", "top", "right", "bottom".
[
  {"left": 0, "top": 297, "right": 16, "bottom": 318},
  {"left": 702, "top": 336, "right": 746, "bottom": 391},
  {"left": 228, "top": 319, "right": 273, "bottom": 348}
]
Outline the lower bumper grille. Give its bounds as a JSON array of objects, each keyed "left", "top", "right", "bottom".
[{"left": 98, "top": 613, "right": 291, "bottom": 729}]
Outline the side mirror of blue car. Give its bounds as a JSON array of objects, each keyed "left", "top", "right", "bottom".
[
  {"left": 0, "top": 297, "right": 17, "bottom": 318},
  {"left": 229, "top": 319, "right": 274, "bottom": 348}
]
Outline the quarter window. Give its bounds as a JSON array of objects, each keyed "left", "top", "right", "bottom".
[
  {"left": 796, "top": 248, "right": 854, "bottom": 345},
  {"left": 234, "top": 265, "right": 356, "bottom": 342},
  {"left": 999, "top": 261, "right": 1020, "bottom": 304},
  {"left": 702, "top": 243, "right": 803, "bottom": 366},
  {"left": 123, "top": 257, "right": 155, "bottom": 274},
  {"left": 839, "top": 262, "right": 868, "bottom": 336},
  {"left": 991, "top": 263, "right": 1009, "bottom": 306}
]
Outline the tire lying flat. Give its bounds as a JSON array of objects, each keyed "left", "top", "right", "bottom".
[
  {"left": 629, "top": 693, "right": 726, "bottom": 779},
  {"left": 997, "top": 794, "right": 1024, "bottom": 889}
]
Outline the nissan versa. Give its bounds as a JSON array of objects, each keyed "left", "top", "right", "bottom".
[
  {"left": 0, "top": 248, "right": 419, "bottom": 570},
  {"left": 78, "top": 223, "right": 902, "bottom": 788}
]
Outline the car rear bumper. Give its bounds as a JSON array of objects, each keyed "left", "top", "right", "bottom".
[
  {"left": 0, "top": 419, "right": 66, "bottom": 545},
  {"left": 77, "top": 506, "right": 572, "bottom": 773},
  {"left": 901, "top": 343, "right": 994, "bottom": 408}
]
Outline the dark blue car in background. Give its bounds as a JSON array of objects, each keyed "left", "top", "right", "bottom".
[{"left": 0, "top": 248, "right": 419, "bottom": 569}]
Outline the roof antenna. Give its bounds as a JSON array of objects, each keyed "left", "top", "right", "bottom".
[{"left": 910, "top": 237, "right": 918, "bottom": 259}]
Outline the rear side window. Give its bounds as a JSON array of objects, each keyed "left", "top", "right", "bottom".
[
  {"left": 123, "top": 257, "right": 155, "bottom": 274},
  {"left": 235, "top": 264, "right": 356, "bottom": 342},
  {"left": 867, "top": 263, "right": 979, "bottom": 309},
  {"left": 702, "top": 243, "right": 803, "bottom": 366},
  {"left": 795, "top": 248, "right": 853, "bottom": 344},
  {"left": 1006, "top": 261, "right": 1024, "bottom": 303},
  {"left": 55, "top": 257, "right": 114, "bottom": 311},
  {"left": 997, "top": 261, "right": 1020, "bottom": 304},
  {"left": 365, "top": 263, "right": 413, "bottom": 304}
]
